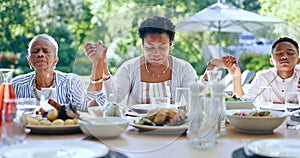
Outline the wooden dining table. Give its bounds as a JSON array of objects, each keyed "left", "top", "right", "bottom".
[{"left": 25, "top": 121, "right": 300, "bottom": 158}]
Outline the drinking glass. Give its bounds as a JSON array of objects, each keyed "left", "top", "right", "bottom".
[
  {"left": 257, "top": 86, "right": 273, "bottom": 109},
  {"left": 175, "top": 88, "right": 190, "bottom": 113},
  {"left": 151, "top": 97, "right": 170, "bottom": 109},
  {"left": 187, "top": 97, "right": 220, "bottom": 149},
  {"left": 245, "top": 88, "right": 259, "bottom": 110},
  {"left": 285, "top": 91, "right": 300, "bottom": 129},
  {"left": 17, "top": 98, "right": 38, "bottom": 116},
  {"left": 207, "top": 70, "right": 222, "bottom": 85},
  {"left": 1, "top": 98, "right": 26, "bottom": 146},
  {"left": 0, "top": 68, "right": 14, "bottom": 84}
]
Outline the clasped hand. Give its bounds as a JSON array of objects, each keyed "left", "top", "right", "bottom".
[{"left": 84, "top": 40, "right": 107, "bottom": 63}]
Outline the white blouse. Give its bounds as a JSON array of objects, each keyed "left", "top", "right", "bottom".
[{"left": 139, "top": 80, "right": 171, "bottom": 104}]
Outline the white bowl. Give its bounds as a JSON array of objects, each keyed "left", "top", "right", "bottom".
[
  {"left": 226, "top": 101, "right": 254, "bottom": 110},
  {"left": 226, "top": 109, "right": 287, "bottom": 134},
  {"left": 79, "top": 117, "right": 129, "bottom": 138}
]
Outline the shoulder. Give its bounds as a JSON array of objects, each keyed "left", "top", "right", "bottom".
[
  {"left": 121, "top": 56, "right": 141, "bottom": 66},
  {"left": 12, "top": 72, "right": 34, "bottom": 84},
  {"left": 117, "top": 56, "right": 141, "bottom": 72},
  {"left": 171, "top": 56, "right": 189, "bottom": 65},
  {"left": 256, "top": 68, "right": 275, "bottom": 76},
  {"left": 55, "top": 70, "right": 83, "bottom": 82},
  {"left": 171, "top": 56, "right": 195, "bottom": 71}
]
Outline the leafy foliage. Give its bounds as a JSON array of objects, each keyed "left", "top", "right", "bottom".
[
  {"left": 0, "top": 0, "right": 289, "bottom": 77},
  {"left": 259, "top": 0, "right": 300, "bottom": 41},
  {"left": 239, "top": 52, "right": 272, "bottom": 72}
]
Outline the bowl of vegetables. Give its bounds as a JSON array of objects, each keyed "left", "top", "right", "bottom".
[
  {"left": 225, "top": 95, "right": 254, "bottom": 110},
  {"left": 226, "top": 109, "right": 287, "bottom": 134}
]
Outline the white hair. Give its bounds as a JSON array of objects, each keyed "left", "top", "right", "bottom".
[{"left": 27, "top": 34, "right": 58, "bottom": 56}]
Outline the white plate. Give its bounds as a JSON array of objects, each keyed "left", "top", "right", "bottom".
[
  {"left": 247, "top": 139, "right": 300, "bottom": 157},
  {"left": 131, "top": 104, "right": 152, "bottom": 113},
  {"left": 272, "top": 104, "right": 285, "bottom": 111},
  {"left": 26, "top": 125, "right": 81, "bottom": 134},
  {"left": 130, "top": 123, "right": 187, "bottom": 135},
  {"left": 131, "top": 104, "right": 183, "bottom": 114},
  {"left": 130, "top": 118, "right": 187, "bottom": 135},
  {"left": 0, "top": 140, "right": 109, "bottom": 158}
]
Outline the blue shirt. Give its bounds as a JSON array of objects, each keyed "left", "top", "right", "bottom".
[{"left": 11, "top": 70, "right": 105, "bottom": 111}]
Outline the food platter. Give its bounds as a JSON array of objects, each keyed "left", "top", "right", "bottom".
[
  {"left": 0, "top": 140, "right": 109, "bottom": 158},
  {"left": 26, "top": 125, "right": 81, "bottom": 134},
  {"left": 247, "top": 139, "right": 300, "bottom": 157},
  {"left": 130, "top": 116, "right": 187, "bottom": 135},
  {"left": 130, "top": 122, "right": 187, "bottom": 135}
]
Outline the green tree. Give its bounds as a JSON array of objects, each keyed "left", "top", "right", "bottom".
[
  {"left": 239, "top": 52, "right": 272, "bottom": 72},
  {"left": 259, "top": 0, "right": 300, "bottom": 41},
  {"left": 1, "top": 0, "right": 283, "bottom": 77}
]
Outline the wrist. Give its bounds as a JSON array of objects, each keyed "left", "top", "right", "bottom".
[{"left": 90, "top": 77, "right": 103, "bottom": 84}]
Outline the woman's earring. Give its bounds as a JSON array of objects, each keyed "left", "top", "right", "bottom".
[{"left": 52, "top": 65, "right": 56, "bottom": 69}]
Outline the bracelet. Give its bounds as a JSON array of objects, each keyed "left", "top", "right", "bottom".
[
  {"left": 90, "top": 77, "right": 103, "bottom": 84},
  {"left": 103, "top": 74, "right": 111, "bottom": 81}
]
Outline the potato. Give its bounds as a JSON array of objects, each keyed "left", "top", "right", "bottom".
[
  {"left": 47, "top": 109, "right": 58, "bottom": 121},
  {"left": 51, "top": 119, "right": 64, "bottom": 126},
  {"left": 19, "top": 115, "right": 28, "bottom": 124},
  {"left": 64, "top": 119, "right": 74, "bottom": 125},
  {"left": 73, "top": 118, "right": 78, "bottom": 125},
  {"left": 27, "top": 118, "right": 39, "bottom": 125},
  {"left": 39, "top": 120, "right": 51, "bottom": 126}
]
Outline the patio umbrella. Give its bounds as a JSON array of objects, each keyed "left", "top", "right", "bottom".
[{"left": 175, "top": 2, "right": 285, "bottom": 56}]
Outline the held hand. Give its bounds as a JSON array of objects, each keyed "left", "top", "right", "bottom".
[
  {"left": 222, "top": 55, "right": 237, "bottom": 69},
  {"left": 227, "top": 63, "right": 241, "bottom": 78},
  {"left": 84, "top": 40, "right": 107, "bottom": 63},
  {"left": 207, "top": 59, "right": 225, "bottom": 71},
  {"left": 222, "top": 55, "right": 241, "bottom": 77},
  {"left": 203, "top": 59, "right": 224, "bottom": 81}
]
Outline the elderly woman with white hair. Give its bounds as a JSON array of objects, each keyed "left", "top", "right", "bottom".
[{"left": 12, "top": 34, "right": 105, "bottom": 111}]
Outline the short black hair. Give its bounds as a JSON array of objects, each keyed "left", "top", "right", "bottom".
[
  {"left": 271, "top": 37, "right": 299, "bottom": 54},
  {"left": 138, "top": 16, "right": 175, "bottom": 41}
]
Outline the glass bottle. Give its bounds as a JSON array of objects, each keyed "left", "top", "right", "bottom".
[
  {"left": 0, "top": 69, "right": 17, "bottom": 126},
  {"left": 1, "top": 68, "right": 17, "bottom": 145}
]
